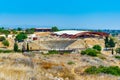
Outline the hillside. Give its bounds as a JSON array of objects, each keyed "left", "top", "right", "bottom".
[{"left": 0, "top": 52, "right": 119, "bottom": 80}]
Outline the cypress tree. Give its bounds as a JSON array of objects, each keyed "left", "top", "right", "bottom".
[
  {"left": 109, "top": 38, "right": 116, "bottom": 55},
  {"left": 27, "top": 43, "right": 29, "bottom": 52},
  {"left": 104, "top": 37, "right": 109, "bottom": 49},
  {"left": 109, "top": 38, "right": 115, "bottom": 48},
  {"left": 14, "top": 42, "right": 18, "bottom": 52}
]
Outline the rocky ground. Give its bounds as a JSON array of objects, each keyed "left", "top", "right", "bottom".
[{"left": 0, "top": 52, "right": 119, "bottom": 80}]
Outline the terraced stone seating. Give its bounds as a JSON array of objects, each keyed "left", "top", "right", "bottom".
[{"left": 40, "top": 40, "right": 76, "bottom": 50}]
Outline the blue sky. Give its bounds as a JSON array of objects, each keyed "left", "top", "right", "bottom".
[{"left": 0, "top": 0, "right": 120, "bottom": 29}]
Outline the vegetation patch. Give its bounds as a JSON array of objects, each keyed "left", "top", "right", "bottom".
[
  {"left": 15, "top": 32, "right": 27, "bottom": 42},
  {"left": 93, "top": 45, "right": 102, "bottom": 51},
  {"left": 115, "top": 48, "right": 120, "bottom": 54},
  {"left": 2, "top": 40, "right": 9, "bottom": 47},
  {"left": 81, "top": 48, "right": 101, "bottom": 57},
  {"left": 14, "top": 42, "right": 18, "bottom": 52},
  {"left": 67, "top": 61, "right": 75, "bottom": 65},
  {"left": 115, "top": 56, "right": 120, "bottom": 60},
  {"left": 48, "top": 50, "right": 59, "bottom": 55},
  {"left": 0, "top": 50, "right": 13, "bottom": 53},
  {"left": 25, "top": 28, "right": 35, "bottom": 34},
  {"left": 0, "top": 36, "right": 6, "bottom": 41},
  {"left": 98, "top": 54, "right": 106, "bottom": 60},
  {"left": 85, "top": 66, "right": 120, "bottom": 76}
]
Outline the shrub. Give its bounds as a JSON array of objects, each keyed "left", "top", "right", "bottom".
[
  {"left": 85, "top": 66, "right": 99, "bottom": 74},
  {"left": 17, "top": 49, "right": 22, "bottom": 52},
  {"left": 93, "top": 45, "right": 102, "bottom": 51},
  {"left": 0, "top": 36, "right": 6, "bottom": 41},
  {"left": 48, "top": 50, "right": 59, "bottom": 54},
  {"left": 115, "top": 48, "right": 120, "bottom": 54},
  {"left": 2, "top": 40, "right": 9, "bottom": 47},
  {"left": 67, "top": 61, "right": 75, "bottom": 65},
  {"left": 85, "top": 66, "right": 120, "bottom": 76},
  {"left": 0, "top": 50, "right": 13, "bottom": 53},
  {"left": 81, "top": 48, "right": 100, "bottom": 57},
  {"left": 81, "top": 50, "right": 86, "bottom": 55},
  {"left": 115, "top": 56, "right": 120, "bottom": 59}
]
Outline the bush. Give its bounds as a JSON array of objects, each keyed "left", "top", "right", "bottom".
[
  {"left": 115, "top": 56, "right": 120, "bottom": 59},
  {"left": 85, "top": 66, "right": 99, "bottom": 74},
  {"left": 0, "top": 36, "right": 6, "bottom": 41},
  {"left": 85, "top": 66, "right": 120, "bottom": 76},
  {"left": 2, "top": 40, "right": 9, "bottom": 47},
  {"left": 115, "top": 48, "right": 120, "bottom": 54},
  {"left": 17, "top": 49, "right": 22, "bottom": 52},
  {"left": 81, "top": 48, "right": 100, "bottom": 57},
  {"left": 81, "top": 50, "right": 86, "bottom": 55},
  {"left": 48, "top": 50, "right": 59, "bottom": 54},
  {"left": 0, "top": 50, "right": 13, "bottom": 53},
  {"left": 67, "top": 61, "right": 75, "bottom": 65},
  {"left": 93, "top": 45, "right": 102, "bottom": 51}
]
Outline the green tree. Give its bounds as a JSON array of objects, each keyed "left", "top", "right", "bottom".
[
  {"left": 109, "top": 38, "right": 116, "bottom": 55},
  {"left": 17, "top": 27, "right": 22, "bottom": 31},
  {"left": 1, "top": 27, "right": 4, "bottom": 29},
  {"left": 25, "top": 28, "right": 35, "bottom": 34},
  {"left": 2, "top": 40, "right": 9, "bottom": 47},
  {"left": 97, "top": 30, "right": 102, "bottom": 32},
  {"left": 93, "top": 45, "right": 102, "bottom": 51},
  {"left": 104, "top": 37, "right": 109, "bottom": 49},
  {"left": 51, "top": 26, "right": 59, "bottom": 32},
  {"left": 15, "top": 32, "right": 27, "bottom": 42},
  {"left": 11, "top": 30, "right": 18, "bottom": 34},
  {"left": 14, "top": 42, "right": 18, "bottom": 52},
  {"left": 0, "top": 36, "right": 6, "bottom": 41},
  {"left": 2, "top": 30, "right": 10, "bottom": 37},
  {"left": 0, "top": 27, "right": 4, "bottom": 33},
  {"left": 109, "top": 38, "right": 116, "bottom": 48}
]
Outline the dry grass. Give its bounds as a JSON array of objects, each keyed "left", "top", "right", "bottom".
[
  {"left": 0, "top": 65, "right": 31, "bottom": 80},
  {"left": 0, "top": 53, "right": 118, "bottom": 80},
  {"left": 41, "top": 61, "right": 58, "bottom": 69}
]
